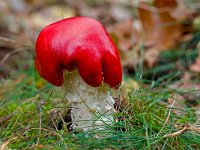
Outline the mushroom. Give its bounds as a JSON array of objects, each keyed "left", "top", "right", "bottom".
[{"left": 35, "top": 16, "right": 122, "bottom": 131}]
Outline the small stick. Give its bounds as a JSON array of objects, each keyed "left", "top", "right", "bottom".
[{"left": 164, "top": 124, "right": 200, "bottom": 138}]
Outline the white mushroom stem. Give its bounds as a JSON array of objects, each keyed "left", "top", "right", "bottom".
[{"left": 63, "top": 70, "right": 116, "bottom": 131}]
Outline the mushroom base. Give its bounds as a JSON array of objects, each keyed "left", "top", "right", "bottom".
[{"left": 63, "top": 70, "right": 116, "bottom": 131}]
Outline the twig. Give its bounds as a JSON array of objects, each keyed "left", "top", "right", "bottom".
[
  {"left": 194, "top": 118, "right": 200, "bottom": 126},
  {"left": 36, "top": 111, "right": 42, "bottom": 145},
  {"left": 0, "top": 36, "right": 16, "bottom": 43},
  {"left": 0, "top": 137, "right": 18, "bottom": 150},
  {"left": 164, "top": 125, "right": 188, "bottom": 138},
  {"left": 188, "top": 126, "right": 200, "bottom": 133},
  {"left": 156, "top": 96, "right": 175, "bottom": 137},
  {"left": 164, "top": 124, "right": 200, "bottom": 138}
]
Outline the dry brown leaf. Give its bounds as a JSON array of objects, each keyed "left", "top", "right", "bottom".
[
  {"left": 121, "top": 0, "right": 193, "bottom": 70},
  {"left": 109, "top": 18, "right": 134, "bottom": 51},
  {"left": 190, "top": 57, "right": 200, "bottom": 72},
  {"left": 154, "top": 0, "right": 192, "bottom": 21},
  {"left": 144, "top": 48, "right": 160, "bottom": 68},
  {"left": 108, "top": 18, "right": 141, "bottom": 69},
  {"left": 154, "top": 0, "right": 177, "bottom": 8},
  {"left": 137, "top": 1, "right": 185, "bottom": 67},
  {"left": 138, "top": 2, "right": 183, "bottom": 50}
]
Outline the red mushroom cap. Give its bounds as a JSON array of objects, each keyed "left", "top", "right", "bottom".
[{"left": 35, "top": 16, "right": 122, "bottom": 88}]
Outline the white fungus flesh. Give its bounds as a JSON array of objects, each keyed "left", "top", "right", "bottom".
[{"left": 63, "top": 70, "right": 116, "bottom": 131}]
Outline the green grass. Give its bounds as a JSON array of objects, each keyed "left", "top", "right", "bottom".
[
  {"left": 0, "top": 59, "right": 200, "bottom": 149},
  {"left": 1, "top": 1, "right": 200, "bottom": 149},
  {"left": 1, "top": 36, "right": 200, "bottom": 149}
]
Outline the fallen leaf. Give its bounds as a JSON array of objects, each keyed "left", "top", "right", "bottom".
[
  {"left": 138, "top": 2, "right": 183, "bottom": 50},
  {"left": 137, "top": 1, "right": 185, "bottom": 67},
  {"left": 154, "top": 0, "right": 177, "bottom": 8},
  {"left": 144, "top": 48, "right": 160, "bottom": 68},
  {"left": 190, "top": 57, "right": 200, "bottom": 72},
  {"left": 109, "top": 18, "right": 134, "bottom": 51}
]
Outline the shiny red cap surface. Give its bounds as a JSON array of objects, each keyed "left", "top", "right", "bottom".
[{"left": 35, "top": 16, "right": 122, "bottom": 87}]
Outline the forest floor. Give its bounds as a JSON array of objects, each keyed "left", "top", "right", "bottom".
[{"left": 0, "top": 0, "right": 200, "bottom": 149}]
